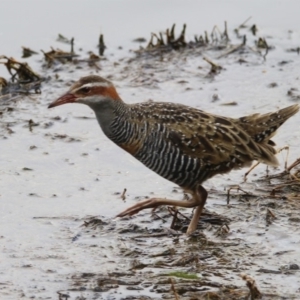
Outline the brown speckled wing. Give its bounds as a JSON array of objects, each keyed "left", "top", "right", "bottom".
[
  {"left": 165, "top": 112, "right": 277, "bottom": 168},
  {"left": 135, "top": 102, "right": 279, "bottom": 168}
]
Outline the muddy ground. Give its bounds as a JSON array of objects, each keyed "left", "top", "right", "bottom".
[{"left": 1, "top": 19, "right": 300, "bottom": 300}]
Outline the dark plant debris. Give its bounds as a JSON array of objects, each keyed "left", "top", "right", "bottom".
[
  {"left": 0, "top": 56, "right": 40, "bottom": 83},
  {"left": 287, "top": 88, "right": 300, "bottom": 101},
  {"left": 0, "top": 56, "right": 41, "bottom": 99},
  {"left": 98, "top": 34, "right": 106, "bottom": 56},
  {"left": 135, "top": 22, "right": 230, "bottom": 57},
  {"left": 0, "top": 20, "right": 282, "bottom": 105},
  {"left": 240, "top": 274, "right": 262, "bottom": 300},
  {"left": 41, "top": 47, "right": 78, "bottom": 67},
  {"left": 22, "top": 46, "right": 38, "bottom": 58},
  {"left": 56, "top": 34, "right": 74, "bottom": 45}
]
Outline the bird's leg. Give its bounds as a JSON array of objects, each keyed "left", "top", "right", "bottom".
[
  {"left": 116, "top": 185, "right": 208, "bottom": 235},
  {"left": 186, "top": 185, "right": 207, "bottom": 235},
  {"left": 116, "top": 196, "right": 199, "bottom": 217}
]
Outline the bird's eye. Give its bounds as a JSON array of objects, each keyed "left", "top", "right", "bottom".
[{"left": 80, "top": 87, "right": 91, "bottom": 94}]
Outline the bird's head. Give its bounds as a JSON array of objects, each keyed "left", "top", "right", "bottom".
[{"left": 48, "top": 75, "right": 122, "bottom": 109}]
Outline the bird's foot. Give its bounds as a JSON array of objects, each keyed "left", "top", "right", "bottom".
[{"left": 116, "top": 197, "right": 163, "bottom": 218}]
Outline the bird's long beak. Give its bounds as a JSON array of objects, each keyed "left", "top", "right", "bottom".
[{"left": 48, "top": 93, "right": 76, "bottom": 108}]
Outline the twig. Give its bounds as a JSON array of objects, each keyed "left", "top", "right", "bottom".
[
  {"left": 223, "top": 21, "right": 229, "bottom": 41},
  {"left": 238, "top": 16, "right": 252, "bottom": 29},
  {"left": 266, "top": 208, "right": 276, "bottom": 225},
  {"left": 203, "top": 56, "right": 222, "bottom": 74},
  {"left": 277, "top": 146, "right": 290, "bottom": 170},
  {"left": 227, "top": 186, "right": 251, "bottom": 205},
  {"left": 121, "top": 188, "right": 127, "bottom": 201},
  {"left": 168, "top": 206, "right": 191, "bottom": 222},
  {"left": 244, "top": 161, "right": 260, "bottom": 182},
  {"left": 151, "top": 212, "right": 167, "bottom": 223},
  {"left": 214, "top": 224, "right": 230, "bottom": 236},
  {"left": 98, "top": 34, "right": 106, "bottom": 56},
  {"left": 245, "top": 146, "right": 290, "bottom": 180},
  {"left": 169, "top": 207, "right": 179, "bottom": 229},
  {"left": 287, "top": 157, "right": 300, "bottom": 172},
  {"left": 240, "top": 273, "right": 262, "bottom": 300},
  {"left": 218, "top": 35, "right": 246, "bottom": 58},
  {"left": 170, "top": 278, "right": 179, "bottom": 300},
  {"left": 270, "top": 180, "right": 300, "bottom": 196}
]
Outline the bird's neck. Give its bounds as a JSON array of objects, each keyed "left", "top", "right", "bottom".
[{"left": 92, "top": 98, "right": 130, "bottom": 141}]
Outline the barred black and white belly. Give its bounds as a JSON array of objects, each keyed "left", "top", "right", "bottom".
[{"left": 135, "top": 131, "right": 204, "bottom": 189}]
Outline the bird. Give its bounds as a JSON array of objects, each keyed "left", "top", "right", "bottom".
[{"left": 48, "top": 75, "right": 299, "bottom": 234}]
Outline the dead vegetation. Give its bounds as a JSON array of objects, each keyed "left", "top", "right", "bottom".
[
  {"left": 0, "top": 56, "right": 41, "bottom": 101},
  {"left": 134, "top": 18, "right": 272, "bottom": 63},
  {"left": 0, "top": 18, "right": 293, "bottom": 100}
]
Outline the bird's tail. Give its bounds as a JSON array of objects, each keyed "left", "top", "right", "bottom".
[{"left": 238, "top": 104, "right": 299, "bottom": 144}]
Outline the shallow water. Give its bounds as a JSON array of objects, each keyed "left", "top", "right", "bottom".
[{"left": 1, "top": 1, "right": 300, "bottom": 299}]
